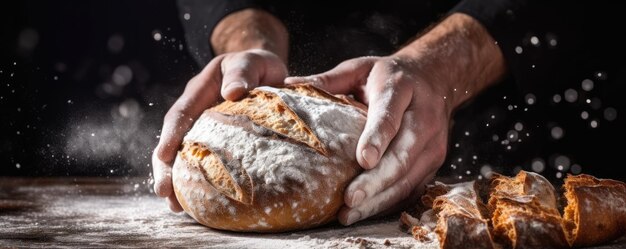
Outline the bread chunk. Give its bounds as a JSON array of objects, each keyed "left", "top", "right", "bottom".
[
  {"left": 488, "top": 171, "right": 568, "bottom": 248},
  {"left": 410, "top": 181, "right": 496, "bottom": 249},
  {"left": 562, "top": 174, "right": 626, "bottom": 247}
]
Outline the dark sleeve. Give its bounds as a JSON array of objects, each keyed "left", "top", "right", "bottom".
[
  {"left": 450, "top": 0, "right": 622, "bottom": 97},
  {"left": 175, "top": 0, "right": 274, "bottom": 67}
]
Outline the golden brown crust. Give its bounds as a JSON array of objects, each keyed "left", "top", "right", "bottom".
[
  {"left": 213, "top": 88, "right": 328, "bottom": 155},
  {"left": 431, "top": 182, "right": 496, "bottom": 249},
  {"left": 283, "top": 83, "right": 350, "bottom": 105},
  {"left": 283, "top": 83, "right": 368, "bottom": 112},
  {"left": 421, "top": 182, "right": 453, "bottom": 209},
  {"left": 412, "top": 226, "right": 432, "bottom": 243},
  {"left": 178, "top": 142, "right": 252, "bottom": 204},
  {"left": 562, "top": 174, "right": 626, "bottom": 247},
  {"left": 488, "top": 171, "right": 568, "bottom": 249}
]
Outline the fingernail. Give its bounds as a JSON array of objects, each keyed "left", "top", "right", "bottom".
[
  {"left": 350, "top": 189, "right": 366, "bottom": 207},
  {"left": 224, "top": 81, "right": 246, "bottom": 94},
  {"left": 346, "top": 211, "right": 361, "bottom": 225},
  {"left": 361, "top": 146, "right": 379, "bottom": 168},
  {"left": 284, "top": 77, "right": 298, "bottom": 84}
]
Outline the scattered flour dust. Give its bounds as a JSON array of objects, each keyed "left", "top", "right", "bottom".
[{"left": 209, "top": 217, "right": 438, "bottom": 249}]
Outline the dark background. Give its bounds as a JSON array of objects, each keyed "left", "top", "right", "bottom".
[
  {"left": 1, "top": 0, "right": 625, "bottom": 182},
  {"left": 1, "top": 0, "right": 197, "bottom": 177}
]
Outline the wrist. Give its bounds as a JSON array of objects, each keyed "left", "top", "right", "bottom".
[
  {"left": 394, "top": 13, "right": 506, "bottom": 114},
  {"left": 211, "top": 9, "right": 289, "bottom": 62}
]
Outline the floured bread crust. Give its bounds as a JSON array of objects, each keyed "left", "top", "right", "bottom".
[
  {"left": 488, "top": 171, "right": 568, "bottom": 248},
  {"left": 172, "top": 83, "right": 367, "bottom": 232},
  {"left": 432, "top": 181, "right": 495, "bottom": 249},
  {"left": 562, "top": 174, "right": 626, "bottom": 247},
  {"left": 213, "top": 89, "right": 327, "bottom": 155},
  {"left": 409, "top": 181, "right": 496, "bottom": 249},
  {"left": 405, "top": 171, "right": 626, "bottom": 249}
]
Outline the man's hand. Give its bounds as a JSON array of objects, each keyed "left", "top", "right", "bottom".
[
  {"left": 152, "top": 8, "right": 289, "bottom": 212},
  {"left": 286, "top": 55, "right": 449, "bottom": 225},
  {"left": 285, "top": 13, "right": 506, "bottom": 225},
  {"left": 152, "top": 49, "right": 287, "bottom": 212}
]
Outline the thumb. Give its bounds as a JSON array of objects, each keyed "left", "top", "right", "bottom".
[
  {"left": 221, "top": 50, "right": 287, "bottom": 101},
  {"left": 285, "top": 57, "right": 378, "bottom": 94}
]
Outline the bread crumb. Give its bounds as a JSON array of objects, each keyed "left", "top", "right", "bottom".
[
  {"left": 399, "top": 211, "right": 420, "bottom": 232},
  {"left": 411, "top": 226, "right": 432, "bottom": 243},
  {"left": 383, "top": 239, "right": 391, "bottom": 246}
]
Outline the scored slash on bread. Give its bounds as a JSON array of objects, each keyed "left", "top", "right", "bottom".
[
  {"left": 404, "top": 171, "right": 626, "bottom": 249},
  {"left": 281, "top": 84, "right": 368, "bottom": 113},
  {"left": 213, "top": 88, "right": 328, "bottom": 156},
  {"left": 179, "top": 141, "right": 253, "bottom": 205}
]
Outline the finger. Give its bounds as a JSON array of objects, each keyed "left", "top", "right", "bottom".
[
  {"left": 346, "top": 111, "right": 446, "bottom": 208},
  {"left": 221, "top": 53, "right": 260, "bottom": 100},
  {"left": 157, "top": 57, "right": 223, "bottom": 163},
  {"left": 345, "top": 111, "right": 421, "bottom": 207},
  {"left": 345, "top": 111, "right": 426, "bottom": 207},
  {"left": 284, "top": 57, "right": 377, "bottom": 94},
  {"left": 153, "top": 58, "right": 223, "bottom": 197},
  {"left": 339, "top": 145, "right": 442, "bottom": 226},
  {"left": 167, "top": 191, "right": 184, "bottom": 212},
  {"left": 356, "top": 66, "right": 414, "bottom": 170},
  {"left": 152, "top": 147, "right": 173, "bottom": 197},
  {"left": 221, "top": 50, "right": 287, "bottom": 101},
  {"left": 375, "top": 170, "right": 437, "bottom": 218}
]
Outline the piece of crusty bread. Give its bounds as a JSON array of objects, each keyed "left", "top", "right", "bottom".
[
  {"left": 562, "top": 174, "right": 626, "bottom": 247},
  {"left": 172, "top": 83, "right": 367, "bottom": 232},
  {"left": 412, "top": 181, "right": 496, "bottom": 249},
  {"left": 488, "top": 171, "right": 569, "bottom": 248},
  {"left": 433, "top": 181, "right": 496, "bottom": 249}
]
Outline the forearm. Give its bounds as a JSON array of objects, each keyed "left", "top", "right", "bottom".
[
  {"left": 395, "top": 13, "right": 506, "bottom": 114},
  {"left": 211, "top": 9, "right": 289, "bottom": 62}
]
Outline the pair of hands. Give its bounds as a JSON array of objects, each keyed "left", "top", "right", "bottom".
[
  {"left": 152, "top": 48, "right": 449, "bottom": 225},
  {"left": 152, "top": 12, "right": 505, "bottom": 226}
]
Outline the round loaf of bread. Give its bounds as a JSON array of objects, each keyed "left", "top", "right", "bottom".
[{"left": 172, "top": 83, "right": 367, "bottom": 232}]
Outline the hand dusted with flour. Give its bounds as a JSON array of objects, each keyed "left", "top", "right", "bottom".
[{"left": 172, "top": 83, "right": 367, "bottom": 232}]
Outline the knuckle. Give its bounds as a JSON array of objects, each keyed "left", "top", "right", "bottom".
[
  {"left": 398, "top": 178, "right": 414, "bottom": 199},
  {"left": 156, "top": 146, "right": 170, "bottom": 164},
  {"left": 163, "top": 107, "right": 181, "bottom": 123},
  {"left": 223, "top": 52, "right": 252, "bottom": 68},
  {"left": 223, "top": 64, "right": 247, "bottom": 77},
  {"left": 315, "top": 74, "right": 331, "bottom": 86},
  {"left": 377, "top": 57, "right": 402, "bottom": 73},
  {"left": 350, "top": 56, "right": 378, "bottom": 65},
  {"left": 395, "top": 154, "right": 410, "bottom": 175},
  {"left": 352, "top": 174, "right": 371, "bottom": 191},
  {"left": 154, "top": 181, "right": 168, "bottom": 196},
  {"left": 151, "top": 147, "right": 161, "bottom": 163},
  {"left": 242, "top": 50, "right": 264, "bottom": 62},
  {"left": 381, "top": 111, "right": 399, "bottom": 134}
]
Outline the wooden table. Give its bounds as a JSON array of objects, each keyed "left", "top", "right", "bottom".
[{"left": 1, "top": 177, "right": 625, "bottom": 248}]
